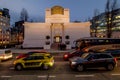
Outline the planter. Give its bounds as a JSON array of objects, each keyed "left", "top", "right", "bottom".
[
  {"left": 44, "top": 45, "right": 50, "bottom": 49},
  {"left": 66, "top": 45, "right": 71, "bottom": 49}
]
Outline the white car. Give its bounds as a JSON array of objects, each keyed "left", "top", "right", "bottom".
[{"left": 0, "top": 49, "right": 13, "bottom": 61}]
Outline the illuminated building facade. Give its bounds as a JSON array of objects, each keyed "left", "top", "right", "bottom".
[
  {"left": 23, "top": 6, "right": 90, "bottom": 49},
  {"left": 0, "top": 8, "right": 10, "bottom": 48},
  {"left": 90, "top": 8, "right": 120, "bottom": 38}
]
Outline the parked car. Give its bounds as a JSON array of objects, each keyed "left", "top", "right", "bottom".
[
  {"left": 69, "top": 53, "right": 117, "bottom": 72},
  {"left": 0, "top": 49, "right": 13, "bottom": 61},
  {"left": 63, "top": 50, "right": 84, "bottom": 61},
  {"left": 13, "top": 53, "right": 54, "bottom": 70},
  {"left": 16, "top": 51, "right": 47, "bottom": 59},
  {"left": 102, "top": 49, "right": 120, "bottom": 59}
]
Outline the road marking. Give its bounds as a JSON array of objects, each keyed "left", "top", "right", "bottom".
[
  {"left": 37, "top": 75, "right": 56, "bottom": 78},
  {"left": 0, "top": 63, "right": 12, "bottom": 65},
  {"left": 49, "top": 75, "right": 56, "bottom": 78},
  {"left": 37, "top": 75, "right": 47, "bottom": 78},
  {"left": 1, "top": 76, "right": 12, "bottom": 78},
  {"left": 9, "top": 67, "right": 14, "bottom": 70},
  {"left": 111, "top": 74, "right": 120, "bottom": 76},
  {"left": 75, "top": 75, "right": 94, "bottom": 77}
]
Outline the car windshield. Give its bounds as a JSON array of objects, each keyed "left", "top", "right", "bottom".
[{"left": 81, "top": 53, "right": 89, "bottom": 59}]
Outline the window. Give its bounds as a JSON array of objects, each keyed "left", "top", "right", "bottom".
[
  {"left": 46, "top": 55, "right": 52, "bottom": 58},
  {"left": 24, "top": 56, "right": 35, "bottom": 60},
  {"left": 92, "top": 54, "right": 99, "bottom": 59},
  {"left": 99, "top": 54, "right": 112, "bottom": 58},
  {"left": 34, "top": 56, "right": 44, "bottom": 60}
]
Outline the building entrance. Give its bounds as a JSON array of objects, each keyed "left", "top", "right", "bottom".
[
  {"left": 50, "top": 23, "right": 64, "bottom": 49},
  {"left": 54, "top": 36, "right": 62, "bottom": 43},
  {"left": 50, "top": 23, "right": 64, "bottom": 44}
]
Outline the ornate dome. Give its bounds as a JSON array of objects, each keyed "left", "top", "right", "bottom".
[{"left": 51, "top": 6, "right": 64, "bottom": 15}]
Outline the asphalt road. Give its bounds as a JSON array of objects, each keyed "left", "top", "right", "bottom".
[{"left": 0, "top": 52, "right": 120, "bottom": 80}]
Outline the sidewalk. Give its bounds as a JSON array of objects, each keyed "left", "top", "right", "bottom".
[{"left": 9, "top": 48, "right": 74, "bottom": 54}]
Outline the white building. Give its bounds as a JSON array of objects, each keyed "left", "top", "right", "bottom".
[{"left": 23, "top": 6, "right": 91, "bottom": 49}]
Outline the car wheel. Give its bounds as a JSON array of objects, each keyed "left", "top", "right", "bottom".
[
  {"left": 77, "top": 64, "right": 84, "bottom": 72},
  {"left": 43, "top": 64, "right": 49, "bottom": 70},
  {"left": 106, "top": 64, "right": 114, "bottom": 71},
  {"left": 15, "top": 64, "right": 23, "bottom": 71}
]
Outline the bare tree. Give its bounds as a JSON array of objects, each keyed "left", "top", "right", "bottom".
[
  {"left": 20, "top": 8, "right": 29, "bottom": 21},
  {"left": 105, "top": 0, "right": 118, "bottom": 38}
]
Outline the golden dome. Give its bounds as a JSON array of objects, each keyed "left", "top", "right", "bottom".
[{"left": 51, "top": 6, "right": 64, "bottom": 15}]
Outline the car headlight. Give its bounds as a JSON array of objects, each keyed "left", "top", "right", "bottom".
[
  {"left": 71, "top": 61, "right": 77, "bottom": 65},
  {"left": 13, "top": 61, "right": 17, "bottom": 65}
]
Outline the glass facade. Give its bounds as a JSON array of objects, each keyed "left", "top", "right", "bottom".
[
  {"left": 0, "top": 8, "right": 10, "bottom": 47},
  {"left": 90, "top": 9, "right": 120, "bottom": 38}
]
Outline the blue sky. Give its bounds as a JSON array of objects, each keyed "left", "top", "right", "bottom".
[{"left": 0, "top": 0, "right": 120, "bottom": 24}]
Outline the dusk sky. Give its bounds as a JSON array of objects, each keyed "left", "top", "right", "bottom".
[{"left": 0, "top": 0, "right": 120, "bottom": 24}]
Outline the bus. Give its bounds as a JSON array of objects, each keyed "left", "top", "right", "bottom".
[{"left": 75, "top": 37, "right": 120, "bottom": 51}]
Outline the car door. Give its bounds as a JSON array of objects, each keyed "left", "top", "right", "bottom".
[
  {"left": 85, "top": 54, "right": 100, "bottom": 68},
  {"left": 98, "top": 54, "right": 111, "bottom": 67},
  {"left": 33, "top": 56, "right": 45, "bottom": 67},
  {"left": 23, "top": 56, "right": 39, "bottom": 68},
  {"left": 93, "top": 54, "right": 105, "bottom": 67}
]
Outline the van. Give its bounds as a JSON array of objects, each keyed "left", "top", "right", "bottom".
[{"left": 0, "top": 49, "right": 13, "bottom": 61}]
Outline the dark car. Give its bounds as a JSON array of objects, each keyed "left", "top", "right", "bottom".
[
  {"left": 63, "top": 50, "right": 84, "bottom": 61},
  {"left": 69, "top": 53, "right": 117, "bottom": 71},
  {"left": 102, "top": 49, "right": 120, "bottom": 59},
  {"left": 16, "top": 51, "right": 47, "bottom": 59}
]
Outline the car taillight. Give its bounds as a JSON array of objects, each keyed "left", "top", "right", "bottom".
[
  {"left": 16, "top": 56, "right": 21, "bottom": 59},
  {"left": 64, "top": 54, "right": 68, "bottom": 58},
  {"left": 16, "top": 56, "right": 19, "bottom": 59},
  {"left": 114, "top": 58, "right": 117, "bottom": 63}
]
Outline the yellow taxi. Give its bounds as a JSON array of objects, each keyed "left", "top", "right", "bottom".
[{"left": 13, "top": 52, "right": 54, "bottom": 70}]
